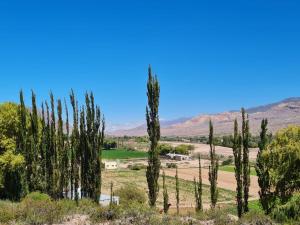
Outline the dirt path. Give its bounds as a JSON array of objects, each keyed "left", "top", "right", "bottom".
[{"left": 164, "top": 167, "right": 259, "bottom": 198}]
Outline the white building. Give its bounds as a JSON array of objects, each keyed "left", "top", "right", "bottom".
[
  {"left": 104, "top": 160, "right": 119, "bottom": 170},
  {"left": 166, "top": 153, "right": 191, "bottom": 161}
]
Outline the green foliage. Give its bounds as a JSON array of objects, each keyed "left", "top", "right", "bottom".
[
  {"left": 194, "top": 155, "right": 202, "bottom": 212},
  {"left": 162, "top": 171, "right": 169, "bottom": 214},
  {"left": 264, "top": 126, "right": 300, "bottom": 201},
  {"left": 221, "top": 156, "right": 233, "bottom": 166},
  {"left": 115, "top": 184, "right": 146, "bottom": 205},
  {"left": 241, "top": 108, "right": 250, "bottom": 213},
  {"left": 208, "top": 120, "right": 218, "bottom": 209},
  {"left": 256, "top": 118, "right": 274, "bottom": 215},
  {"left": 146, "top": 65, "right": 161, "bottom": 207},
  {"left": 0, "top": 102, "right": 25, "bottom": 200},
  {"left": 232, "top": 119, "right": 243, "bottom": 218},
  {"left": 166, "top": 162, "right": 177, "bottom": 168},
  {"left": 272, "top": 192, "right": 300, "bottom": 223},
  {"left": 175, "top": 168, "right": 179, "bottom": 215},
  {"left": 158, "top": 143, "right": 194, "bottom": 155},
  {"left": 128, "top": 163, "right": 147, "bottom": 170}
]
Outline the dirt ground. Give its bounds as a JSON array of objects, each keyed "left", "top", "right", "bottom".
[
  {"left": 161, "top": 141, "right": 258, "bottom": 160},
  {"left": 164, "top": 166, "right": 259, "bottom": 199}
]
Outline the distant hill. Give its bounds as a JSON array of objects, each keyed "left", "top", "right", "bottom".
[{"left": 110, "top": 98, "right": 300, "bottom": 137}]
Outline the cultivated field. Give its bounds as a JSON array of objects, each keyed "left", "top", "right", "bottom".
[{"left": 102, "top": 169, "right": 236, "bottom": 209}]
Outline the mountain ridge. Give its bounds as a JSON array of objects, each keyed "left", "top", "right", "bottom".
[{"left": 110, "top": 97, "right": 300, "bottom": 137}]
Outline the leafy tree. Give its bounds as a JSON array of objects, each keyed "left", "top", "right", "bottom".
[
  {"left": 162, "top": 171, "right": 169, "bottom": 214},
  {"left": 264, "top": 126, "right": 300, "bottom": 202},
  {"left": 146, "top": 65, "right": 161, "bottom": 207},
  {"left": 241, "top": 108, "right": 250, "bottom": 212},
  {"left": 208, "top": 120, "right": 218, "bottom": 209},
  {"left": 0, "top": 102, "right": 25, "bottom": 200},
  {"left": 232, "top": 119, "right": 243, "bottom": 218}
]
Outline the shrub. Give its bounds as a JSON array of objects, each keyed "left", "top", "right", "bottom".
[
  {"left": 19, "top": 192, "right": 62, "bottom": 225},
  {"left": 272, "top": 192, "right": 300, "bottom": 223},
  {"left": 115, "top": 184, "right": 146, "bottom": 205},
  {"left": 240, "top": 211, "right": 274, "bottom": 225},
  {"left": 166, "top": 163, "right": 177, "bottom": 168},
  {"left": 128, "top": 163, "right": 146, "bottom": 170},
  {"left": 222, "top": 156, "right": 233, "bottom": 166},
  {"left": 0, "top": 200, "right": 19, "bottom": 223}
]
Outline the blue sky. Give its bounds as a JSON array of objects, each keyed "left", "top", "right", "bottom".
[{"left": 0, "top": 0, "right": 300, "bottom": 129}]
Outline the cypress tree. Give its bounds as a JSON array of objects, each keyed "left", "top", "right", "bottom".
[
  {"left": 175, "top": 167, "right": 180, "bottom": 215},
  {"left": 162, "top": 171, "right": 169, "bottom": 214},
  {"left": 208, "top": 120, "right": 218, "bottom": 209},
  {"left": 64, "top": 99, "right": 70, "bottom": 198},
  {"left": 70, "top": 90, "right": 80, "bottom": 204},
  {"left": 18, "top": 90, "right": 29, "bottom": 195},
  {"left": 194, "top": 154, "right": 202, "bottom": 212},
  {"left": 256, "top": 119, "right": 273, "bottom": 214},
  {"left": 40, "top": 102, "right": 47, "bottom": 191},
  {"left": 232, "top": 119, "right": 243, "bottom": 218},
  {"left": 57, "top": 99, "right": 66, "bottom": 198},
  {"left": 241, "top": 108, "right": 250, "bottom": 213},
  {"left": 146, "top": 65, "right": 161, "bottom": 207},
  {"left": 45, "top": 101, "right": 53, "bottom": 196}
]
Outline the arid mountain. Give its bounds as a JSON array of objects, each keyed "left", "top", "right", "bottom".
[{"left": 111, "top": 98, "right": 300, "bottom": 137}]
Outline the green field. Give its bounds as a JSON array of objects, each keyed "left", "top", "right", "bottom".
[
  {"left": 102, "top": 149, "right": 148, "bottom": 159},
  {"left": 219, "top": 165, "right": 257, "bottom": 176}
]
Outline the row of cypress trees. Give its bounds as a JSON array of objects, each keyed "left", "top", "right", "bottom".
[{"left": 17, "top": 90, "right": 105, "bottom": 203}]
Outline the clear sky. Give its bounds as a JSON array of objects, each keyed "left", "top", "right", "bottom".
[{"left": 0, "top": 0, "right": 299, "bottom": 129}]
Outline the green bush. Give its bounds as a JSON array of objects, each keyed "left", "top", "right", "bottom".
[
  {"left": 128, "top": 163, "right": 146, "bottom": 170},
  {"left": 240, "top": 211, "right": 274, "bottom": 225},
  {"left": 272, "top": 193, "right": 300, "bottom": 223},
  {"left": 115, "top": 184, "right": 146, "bottom": 205},
  {"left": 222, "top": 156, "right": 233, "bottom": 166},
  {"left": 19, "top": 192, "right": 62, "bottom": 225},
  {"left": 0, "top": 200, "right": 19, "bottom": 223},
  {"left": 166, "top": 163, "right": 177, "bottom": 168}
]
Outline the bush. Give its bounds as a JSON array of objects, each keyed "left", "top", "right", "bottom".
[
  {"left": 0, "top": 200, "right": 19, "bottom": 223},
  {"left": 128, "top": 163, "right": 146, "bottom": 170},
  {"left": 19, "top": 192, "right": 62, "bottom": 225},
  {"left": 240, "top": 211, "right": 274, "bottom": 225},
  {"left": 272, "top": 192, "right": 300, "bottom": 223},
  {"left": 166, "top": 163, "right": 177, "bottom": 168},
  {"left": 115, "top": 184, "right": 146, "bottom": 205},
  {"left": 222, "top": 156, "right": 233, "bottom": 166}
]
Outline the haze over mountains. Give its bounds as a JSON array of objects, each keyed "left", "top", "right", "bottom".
[{"left": 110, "top": 97, "right": 300, "bottom": 137}]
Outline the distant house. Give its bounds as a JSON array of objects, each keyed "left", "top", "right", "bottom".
[
  {"left": 104, "top": 160, "right": 119, "bottom": 170},
  {"left": 166, "top": 153, "right": 191, "bottom": 161}
]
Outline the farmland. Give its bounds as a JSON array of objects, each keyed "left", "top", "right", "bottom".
[{"left": 102, "top": 149, "right": 148, "bottom": 159}]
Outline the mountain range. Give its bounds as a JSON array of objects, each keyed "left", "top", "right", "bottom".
[{"left": 110, "top": 97, "right": 300, "bottom": 137}]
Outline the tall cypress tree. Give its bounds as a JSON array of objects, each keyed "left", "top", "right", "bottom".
[
  {"left": 70, "top": 90, "right": 80, "bottom": 204},
  {"left": 45, "top": 101, "right": 53, "bottom": 196},
  {"left": 18, "top": 90, "right": 29, "bottom": 195},
  {"left": 241, "top": 108, "right": 250, "bottom": 212},
  {"left": 64, "top": 99, "right": 70, "bottom": 198},
  {"left": 146, "top": 65, "right": 161, "bottom": 207},
  {"left": 208, "top": 120, "right": 218, "bottom": 209},
  {"left": 162, "top": 171, "right": 169, "bottom": 214},
  {"left": 175, "top": 167, "right": 180, "bottom": 215},
  {"left": 256, "top": 119, "right": 273, "bottom": 214},
  {"left": 57, "top": 99, "right": 65, "bottom": 198},
  {"left": 232, "top": 119, "right": 243, "bottom": 218},
  {"left": 194, "top": 154, "right": 203, "bottom": 212},
  {"left": 40, "top": 102, "right": 47, "bottom": 192}
]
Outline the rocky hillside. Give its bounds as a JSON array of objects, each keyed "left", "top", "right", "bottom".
[{"left": 111, "top": 98, "right": 300, "bottom": 136}]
